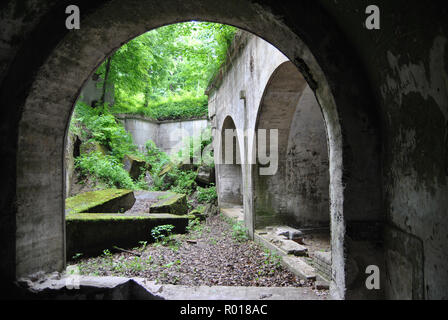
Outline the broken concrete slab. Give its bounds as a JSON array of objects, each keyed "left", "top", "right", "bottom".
[
  {"left": 65, "top": 189, "right": 135, "bottom": 214},
  {"left": 254, "top": 229, "right": 307, "bottom": 256},
  {"left": 195, "top": 165, "right": 215, "bottom": 186},
  {"left": 280, "top": 239, "right": 308, "bottom": 256},
  {"left": 150, "top": 192, "right": 188, "bottom": 215},
  {"left": 123, "top": 154, "right": 149, "bottom": 180},
  {"left": 276, "top": 226, "right": 303, "bottom": 240},
  {"left": 282, "top": 256, "right": 316, "bottom": 281}
]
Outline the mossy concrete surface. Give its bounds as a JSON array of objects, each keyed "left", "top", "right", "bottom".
[
  {"left": 150, "top": 192, "right": 188, "bottom": 215},
  {"left": 65, "top": 189, "right": 136, "bottom": 214},
  {"left": 66, "top": 213, "right": 194, "bottom": 258}
]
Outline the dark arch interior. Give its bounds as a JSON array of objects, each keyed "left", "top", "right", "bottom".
[
  {"left": 218, "top": 116, "right": 243, "bottom": 207},
  {"left": 253, "top": 62, "right": 330, "bottom": 230},
  {"left": 3, "top": 0, "right": 446, "bottom": 300}
]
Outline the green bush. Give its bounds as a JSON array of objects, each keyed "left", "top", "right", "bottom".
[
  {"left": 151, "top": 224, "right": 175, "bottom": 245},
  {"left": 173, "top": 126, "right": 214, "bottom": 167},
  {"left": 170, "top": 170, "right": 197, "bottom": 195},
  {"left": 72, "top": 101, "right": 137, "bottom": 162},
  {"left": 112, "top": 93, "right": 208, "bottom": 121},
  {"left": 75, "top": 152, "right": 136, "bottom": 190},
  {"left": 196, "top": 185, "right": 217, "bottom": 204}
]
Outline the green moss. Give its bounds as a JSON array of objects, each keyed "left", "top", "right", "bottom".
[
  {"left": 157, "top": 192, "right": 176, "bottom": 200},
  {"left": 65, "top": 189, "right": 134, "bottom": 214},
  {"left": 151, "top": 193, "right": 188, "bottom": 215}
]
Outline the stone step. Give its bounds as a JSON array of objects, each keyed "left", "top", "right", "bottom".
[
  {"left": 255, "top": 230, "right": 308, "bottom": 256},
  {"left": 65, "top": 189, "right": 136, "bottom": 214},
  {"left": 282, "top": 256, "right": 316, "bottom": 281},
  {"left": 150, "top": 192, "right": 188, "bottom": 215},
  {"left": 278, "top": 239, "right": 308, "bottom": 256}
]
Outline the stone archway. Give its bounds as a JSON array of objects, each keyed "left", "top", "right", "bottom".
[
  {"left": 216, "top": 116, "right": 244, "bottom": 207},
  {"left": 252, "top": 61, "right": 330, "bottom": 229},
  {"left": 3, "top": 0, "right": 384, "bottom": 300}
]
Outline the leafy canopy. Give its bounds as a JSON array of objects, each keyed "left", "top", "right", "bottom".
[{"left": 96, "top": 21, "right": 237, "bottom": 120}]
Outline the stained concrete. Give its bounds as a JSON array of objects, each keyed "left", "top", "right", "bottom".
[
  {"left": 116, "top": 114, "right": 209, "bottom": 154},
  {"left": 1, "top": 0, "right": 448, "bottom": 300},
  {"left": 18, "top": 274, "right": 329, "bottom": 300}
]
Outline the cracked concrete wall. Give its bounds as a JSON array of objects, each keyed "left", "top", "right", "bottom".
[{"left": 1, "top": 0, "right": 447, "bottom": 300}]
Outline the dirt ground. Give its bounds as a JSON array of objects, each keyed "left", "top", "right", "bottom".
[{"left": 69, "top": 214, "right": 321, "bottom": 289}]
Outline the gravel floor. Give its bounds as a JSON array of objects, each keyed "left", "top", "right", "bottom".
[{"left": 70, "top": 214, "right": 314, "bottom": 288}]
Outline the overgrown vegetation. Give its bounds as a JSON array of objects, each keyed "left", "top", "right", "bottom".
[
  {"left": 94, "top": 22, "right": 236, "bottom": 121},
  {"left": 196, "top": 185, "right": 217, "bottom": 203},
  {"left": 151, "top": 224, "right": 175, "bottom": 245},
  {"left": 221, "top": 214, "right": 249, "bottom": 243},
  {"left": 68, "top": 22, "right": 227, "bottom": 207}
]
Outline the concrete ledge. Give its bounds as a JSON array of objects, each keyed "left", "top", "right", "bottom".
[
  {"left": 150, "top": 193, "right": 188, "bottom": 215},
  {"left": 254, "top": 232, "right": 316, "bottom": 281},
  {"left": 66, "top": 213, "right": 192, "bottom": 258},
  {"left": 17, "top": 275, "right": 329, "bottom": 300},
  {"left": 282, "top": 256, "right": 316, "bottom": 281},
  {"left": 65, "top": 189, "right": 135, "bottom": 214}
]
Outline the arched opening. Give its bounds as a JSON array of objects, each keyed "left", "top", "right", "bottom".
[
  {"left": 252, "top": 61, "right": 331, "bottom": 284},
  {"left": 5, "top": 0, "right": 384, "bottom": 300},
  {"left": 217, "top": 116, "right": 243, "bottom": 208}
]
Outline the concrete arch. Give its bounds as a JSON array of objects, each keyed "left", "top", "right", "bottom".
[
  {"left": 216, "top": 115, "right": 244, "bottom": 206},
  {"left": 1, "top": 0, "right": 384, "bottom": 300},
  {"left": 252, "top": 61, "right": 329, "bottom": 229}
]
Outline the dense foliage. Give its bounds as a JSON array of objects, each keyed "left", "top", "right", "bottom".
[
  {"left": 69, "top": 22, "right": 228, "bottom": 199},
  {"left": 96, "top": 22, "right": 236, "bottom": 120}
]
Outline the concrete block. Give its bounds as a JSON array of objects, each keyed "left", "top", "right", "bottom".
[
  {"left": 65, "top": 189, "right": 136, "bottom": 214},
  {"left": 282, "top": 256, "right": 316, "bottom": 281},
  {"left": 150, "top": 192, "right": 188, "bottom": 215}
]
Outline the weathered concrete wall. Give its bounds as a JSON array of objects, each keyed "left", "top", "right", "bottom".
[
  {"left": 217, "top": 116, "right": 243, "bottom": 206},
  {"left": 285, "top": 86, "right": 329, "bottom": 227},
  {"left": 208, "top": 34, "right": 329, "bottom": 228},
  {"left": 116, "top": 114, "right": 209, "bottom": 154},
  {"left": 2, "top": 0, "right": 448, "bottom": 300}
]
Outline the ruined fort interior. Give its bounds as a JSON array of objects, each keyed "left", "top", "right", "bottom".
[{"left": 1, "top": 0, "right": 448, "bottom": 302}]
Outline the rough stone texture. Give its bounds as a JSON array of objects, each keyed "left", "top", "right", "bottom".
[
  {"left": 150, "top": 193, "right": 188, "bottom": 215},
  {"left": 195, "top": 165, "right": 215, "bottom": 186},
  {"left": 282, "top": 256, "right": 316, "bottom": 281},
  {"left": 313, "top": 251, "right": 332, "bottom": 281},
  {"left": 64, "top": 132, "right": 77, "bottom": 198},
  {"left": 65, "top": 189, "right": 136, "bottom": 214},
  {"left": 16, "top": 275, "right": 328, "bottom": 300},
  {"left": 66, "top": 213, "right": 191, "bottom": 258},
  {"left": 116, "top": 114, "right": 209, "bottom": 154},
  {"left": 1, "top": 0, "right": 448, "bottom": 300},
  {"left": 122, "top": 154, "right": 147, "bottom": 180}
]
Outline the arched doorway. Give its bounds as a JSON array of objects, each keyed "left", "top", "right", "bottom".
[
  {"left": 6, "top": 0, "right": 383, "bottom": 300},
  {"left": 252, "top": 61, "right": 331, "bottom": 286},
  {"left": 217, "top": 116, "right": 243, "bottom": 208}
]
